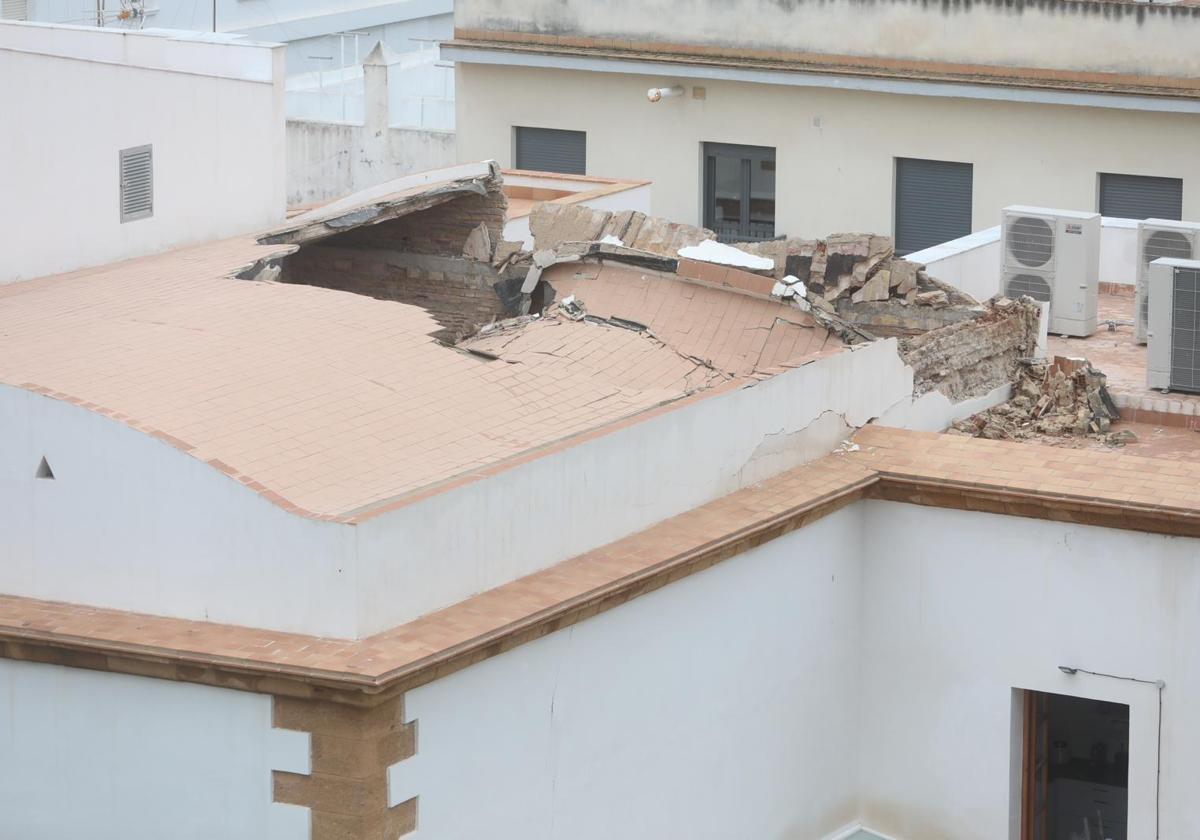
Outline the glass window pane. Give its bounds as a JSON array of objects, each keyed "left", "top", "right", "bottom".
[
  {"left": 749, "top": 158, "right": 775, "bottom": 240},
  {"left": 712, "top": 156, "right": 742, "bottom": 229}
]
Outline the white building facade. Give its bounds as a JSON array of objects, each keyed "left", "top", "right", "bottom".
[
  {"left": 447, "top": 0, "right": 1200, "bottom": 251},
  {"left": 0, "top": 21, "right": 286, "bottom": 282}
]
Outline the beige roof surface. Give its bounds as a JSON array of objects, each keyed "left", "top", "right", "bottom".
[{"left": 0, "top": 239, "right": 834, "bottom": 521}]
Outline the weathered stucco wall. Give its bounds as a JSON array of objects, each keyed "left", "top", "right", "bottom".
[
  {"left": 456, "top": 0, "right": 1200, "bottom": 78},
  {"left": 286, "top": 120, "right": 456, "bottom": 207}
]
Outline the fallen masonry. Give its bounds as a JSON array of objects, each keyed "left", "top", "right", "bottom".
[{"left": 950, "top": 355, "right": 1121, "bottom": 442}]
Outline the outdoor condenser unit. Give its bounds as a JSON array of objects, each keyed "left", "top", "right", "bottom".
[
  {"left": 1135, "top": 219, "right": 1200, "bottom": 344},
  {"left": 1146, "top": 257, "right": 1200, "bottom": 394},
  {"left": 1000, "top": 206, "right": 1100, "bottom": 337}
]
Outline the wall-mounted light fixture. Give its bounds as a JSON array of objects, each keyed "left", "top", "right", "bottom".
[
  {"left": 646, "top": 86, "right": 685, "bottom": 103},
  {"left": 1058, "top": 664, "right": 1165, "bottom": 839}
]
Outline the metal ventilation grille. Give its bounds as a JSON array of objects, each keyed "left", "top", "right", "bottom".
[
  {"left": 1142, "top": 230, "right": 1193, "bottom": 335},
  {"left": 1, "top": 0, "right": 28, "bottom": 19},
  {"left": 1007, "top": 216, "right": 1055, "bottom": 267},
  {"left": 1005, "top": 273, "right": 1053, "bottom": 303},
  {"left": 1171, "top": 268, "right": 1200, "bottom": 393},
  {"left": 119, "top": 145, "right": 153, "bottom": 223}
]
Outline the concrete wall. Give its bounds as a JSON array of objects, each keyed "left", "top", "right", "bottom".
[
  {"left": 454, "top": 64, "right": 1200, "bottom": 242},
  {"left": 0, "top": 383, "right": 358, "bottom": 637},
  {"left": 859, "top": 501, "right": 1200, "bottom": 840},
  {"left": 0, "top": 22, "right": 286, "bottom": 283},
  {"left": 286, "top": 119, "right": 455, "bottom": 207},
  {"left": 390, "top": 505, "right": 865, "bottom": 840},
  {"left": 455, "top": 0, "right": 1200, "bottom": 79},
  {"left": 0, "top": 658, "right": 309, "bottom": 840}
]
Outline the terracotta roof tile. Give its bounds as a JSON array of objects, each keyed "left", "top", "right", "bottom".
[{"left": 0, "top": 244, "right": 832, "bottom": 520}]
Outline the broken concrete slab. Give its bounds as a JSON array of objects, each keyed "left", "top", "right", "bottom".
[
  {"left": 492, "top": 240, "right": 525, "bottom": 268},
  {"left": 529, "top": 202, "right": 713, "bottom": 256},
  {"left": 462, "top": 222, "right": 493, "bottom": 262},
  {"left": 851, "top": 271, "right": 891, "bottom": 303}
]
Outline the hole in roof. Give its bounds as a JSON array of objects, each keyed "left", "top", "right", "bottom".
[{"left": 35, "top": 456, "right": 55, "bottom": 480}]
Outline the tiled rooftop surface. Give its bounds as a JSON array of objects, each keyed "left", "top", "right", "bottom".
[
  {"left": 1047, "top": 290, "right": 1200, "bottom": 422},
  {"left": 4, "top": 426, "right": 1200, "bottom": 692},
  {"left": 0, "top": 242, "right": 830, "bottom": 521}
]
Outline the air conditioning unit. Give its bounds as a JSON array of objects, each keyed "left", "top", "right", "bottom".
[
  {"left": 1146, "top": 257, "right": 1200, "bottom": 393},
  {"left": 1000, "top": 206, "right": 1100, "bottom": 337},
  {"left": 1134, "top": 219, "right": 1200, "bottom": 344}
]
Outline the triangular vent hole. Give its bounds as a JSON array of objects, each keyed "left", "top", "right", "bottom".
[{"left": 36, "top": 457, "right": 55, "bottom": 480}]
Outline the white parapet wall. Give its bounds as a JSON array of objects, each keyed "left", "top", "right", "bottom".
[
  {"left": 0, "top": 21, "right": 287, "bottom": 283},
  {"left": 0, "top": 659, "right": 310, "bottom": 840},
  {"left": 910, "top": 217, "right": 1141, "bottom": 304}
]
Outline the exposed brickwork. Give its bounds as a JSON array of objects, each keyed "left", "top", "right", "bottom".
[
  {"left": 335, "top": 190, "right": 507, "bottom": 258},
  {"left": 282, "top": 244, "right": 510, "bottom": 340},
  {"left": 274, "top": 694, "right": 417, "bottom": 840}
]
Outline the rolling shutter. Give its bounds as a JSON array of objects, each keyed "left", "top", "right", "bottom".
[
  {"left": 894, "top": 158, "right": 973, "bottom": 256},
  {"left": 1099, "top": 173, "right": 1183, "bottom": 221},
  {"left": 514, "top": 127, "right": 586, "bottom": 175},
  {"left": 119, "top": 145, "right": 153, "bottom": 223}
]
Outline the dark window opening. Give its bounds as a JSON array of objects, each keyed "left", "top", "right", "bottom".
[
  {"left": 1099, "top": 173, "right": 1183, "bottom": 221},
  {"left": 514, "top": 127, "right": 586, "bottom": 175},
  {"left": 894, "top": 157, "right": 973, "bottom": 256},
  {"left": 703, "top": 142, "right": 776, "bottom": 243},
  {"left": 1021, "top": 690, "right": 1130, "bottom": 840}
]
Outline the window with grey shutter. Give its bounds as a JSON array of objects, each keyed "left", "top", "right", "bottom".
[
  {"left": 1099, "top": 173, "right": 1183, "bottom": 221},
  {"left": 514, "top": 127, "right": 586, "bottom": 175},
  {"left": 0, "top": 0, "right": 29, "bottom": 20},
  {"left": 119, "top": 145, "right": 153, "bottom": 223},
  {"left": 894, "top": 157, "right": 974, "bottom": 256}
]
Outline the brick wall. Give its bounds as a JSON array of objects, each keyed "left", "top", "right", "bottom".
[
  {"left": 273, "top": 694, "right": 417, "bottom": 840},
  {"left": 334, "top": 191, "right": 507, "bottom": 257},
  {"left": 281, "top": 245, "right": 510, "bottom": 341}
]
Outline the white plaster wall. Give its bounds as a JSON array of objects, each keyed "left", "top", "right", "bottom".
[
  {"left": 0, "top": 384, "right": 359, "bottom": 637},
  {"left": 1101, "top": 217, "right": 1139, "bottom": 287},
  {"left": 355, "top": 339, "right": 914, "bottom": 635},
  {"left": 390, "top": 505, "right": 866, "bottom": 840},
  {"left": 286, "top": 120, "right": 456, "bottom": 207},
  {"left": 0, "top": 23, "right": 286, "bottom": 283},
  {"left": 0, "top": 659, "right": 309, "bottom": 840},
  {"left": 455, "top": 65, "right": 1200, "bottom": 242},
  {"left": 456, "top": 0, "right": 1200, "bottom": 78},
  {"left": 905, "top": 227, "right": 1001, "bottom": 304},
  {"left": 859, "top": 501, "right": 1200, "bottom": 840}
]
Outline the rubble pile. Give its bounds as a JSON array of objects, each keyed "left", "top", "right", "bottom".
[
  {"left": 950, "top": 356, "right": 1121, "bottom": 441},
  {"left": 744, "top": 233, "right": 977, "bottom": 309}
]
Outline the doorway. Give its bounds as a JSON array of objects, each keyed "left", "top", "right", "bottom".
[{"left": 1022, "top": 690, "right": 1130, "bottom": 840}]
